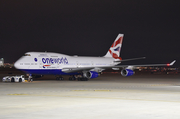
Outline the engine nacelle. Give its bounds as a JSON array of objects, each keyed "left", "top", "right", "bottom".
[
  {"left": 83, "top": 71, "right": 99, "bottom": 79},
  {"left": 121, "top": 69, "right": 135, "bottom": 77}
]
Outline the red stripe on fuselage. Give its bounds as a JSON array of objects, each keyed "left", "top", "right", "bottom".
[{"left": 43, "top": 65, "right": 51, "bottom": 67}]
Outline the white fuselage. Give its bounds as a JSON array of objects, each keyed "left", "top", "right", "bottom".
[{"left": 14, "top": 52, "right": 118, "bottom": 75}]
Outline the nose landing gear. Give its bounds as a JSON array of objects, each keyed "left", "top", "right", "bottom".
[{"left": 27, "top": 74, "right": 33, "bottom": 82}]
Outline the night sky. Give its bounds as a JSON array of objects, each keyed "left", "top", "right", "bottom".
[{"left": 1, "top": 1, "right": 180, "bottom": 66}]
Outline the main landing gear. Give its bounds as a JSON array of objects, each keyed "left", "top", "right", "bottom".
[
  {"left": 77, "top": 77, "right": 89, "bottom": 81},
  {"left": 56, "top": 76, "right": 64, "bottom": 80},
  {"left": 69, "top": 76, "right": 89, "bottom": 81},
  {"left": 56, "top": 75, "right": 89, "bottom": 81},
  {"left": 69, "top": 77, "right": 76, "bottom": 81}
]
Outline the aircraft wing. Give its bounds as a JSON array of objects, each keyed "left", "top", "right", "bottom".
[
  {"left": 113, "top": 60, "right": 176, "bottom": 67},
  {"left": 62, "top": 60, "right": 176, "bottom": 73},
  {"left": 62, "top": 67, "right": 96, "bottom": 73}
]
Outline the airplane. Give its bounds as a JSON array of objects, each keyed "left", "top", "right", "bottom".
[{"left": 14, "top": 34, "right": 176, "bottom": 81}]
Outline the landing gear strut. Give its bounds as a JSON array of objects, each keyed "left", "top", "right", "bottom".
[{"left": 28, "top": 74, "right": 33, "bottom": 82}]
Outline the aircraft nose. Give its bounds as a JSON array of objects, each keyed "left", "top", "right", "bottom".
[
  {"left": 14, "top": 61, "right": 19, "bottom": 69},
  {"left": 14, "top": 56, "right": 26, "bottom": 69},
  {"left": 14, "top": 59, "right": 21, "bottom": 69}
]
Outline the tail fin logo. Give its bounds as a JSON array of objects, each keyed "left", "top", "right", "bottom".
[
  {"left": 111, "top": 37, "right": 122, "bottom": 48},
  {"left": 114, "top": 47, "right": 120, "bottom": 52},
  {"left": 104, "top": 34, "right": 124, "bottom": 60}
]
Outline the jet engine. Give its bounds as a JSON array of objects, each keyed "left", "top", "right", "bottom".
[
  {"left": 121, "top": 69, "right": 135, "bottom": 77},
  {"left": 83, "top": 71, "right": 99, "bottom": 79}
]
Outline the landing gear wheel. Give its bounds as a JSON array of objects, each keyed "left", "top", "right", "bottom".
[
  {"left": 56, "top": 77, "right": 59, "bottom": 80},
  {"left": 69, "top": 77, "right": 76, "bottom": 81},
  {"left": 56, "top": 77, "right": 63, "bottom": 81},
  {"left": 77, "top": 78, "right": 89, "bottom": 81},
  {"left": 30, "top": 78, "right": 33, "bottom": 82},
  {"left": 69, "top": 77, "right": 72, "bottom": 81},
  {"left": 60, "top": 77, "right": 64, "bottom": 80}
]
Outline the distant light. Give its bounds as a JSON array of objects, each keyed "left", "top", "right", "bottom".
[{"left": 167, "top": 64, "right": 170, "bottom": 66}]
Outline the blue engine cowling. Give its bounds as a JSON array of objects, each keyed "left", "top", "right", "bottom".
[
  {"left": 121, "top": 69, "right": 135, "bottom": 77},
  {"left": 83, "top": 71, "right": 99, "bottom": 79}
]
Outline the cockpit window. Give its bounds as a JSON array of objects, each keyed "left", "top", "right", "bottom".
[{"left": 25, "top": 54, "right": 31, "bottom": 56}]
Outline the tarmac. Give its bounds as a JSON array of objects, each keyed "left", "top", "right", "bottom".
[{"left": 0, "top": 73, "right": 180, "bottom": 119}]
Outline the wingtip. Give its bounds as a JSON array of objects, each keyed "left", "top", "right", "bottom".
[{"left": 170, "top": 60, "right": 176, "bottom": 66}]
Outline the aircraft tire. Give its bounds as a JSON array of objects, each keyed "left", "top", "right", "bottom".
[
  {"left": 77, "top": 78, "right": 89, "bottom": 81},
  {"left": 60, "top": 77, "right": 64, "bottom": 80},
  {"left": 30, "top": 78, "right": 33, "bottom": 82},
  {"left": 84, "top": 78, "right": 88, "bottom": 81}
]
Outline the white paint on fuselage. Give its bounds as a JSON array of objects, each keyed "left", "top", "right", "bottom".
[{"left": 14, "top": 52, "right": 118, "bottom": 70}]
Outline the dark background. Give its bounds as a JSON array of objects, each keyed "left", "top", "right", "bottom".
[{"left": 0, "top": 1, "right": 180, "bottom": 66}]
